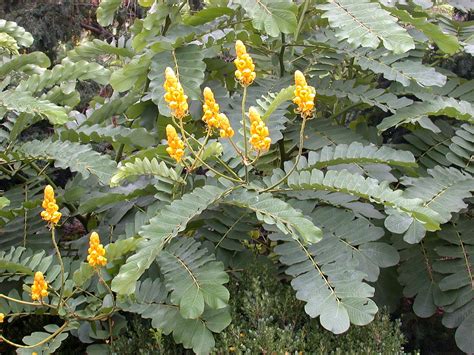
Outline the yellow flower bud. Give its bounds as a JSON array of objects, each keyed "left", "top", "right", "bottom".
[
  {"left": 31, "top": 271, "right": 48, "bottom": 301},
  {"left": 293, "top": 70, "right": 316, "bottom": 119},
  {"left": 218, "top": 113, "right": 234, "bottom": 138},
  {"left": 202, "top": 87, "right": 235, "bottom": 138},
  {"left": 87, "top": 232, "right": 107, "bottom": 268},
  {"left": 163, "top": 67, "right": 188, "bottom": 119},
  {"left": 166, "top": 124, "right": 185, "bottom": 162},
  {"left": 234, "top": 40, "right": 256, "bottom": 87},
  {"left": 202, "top": 87, "right": 221, "bottom": 130},
  {"left": 40, "top": 185, "right": 61, "bottom": 226},
  {"left": 248, "top": 107, "right": 271, "bottom": 152}
]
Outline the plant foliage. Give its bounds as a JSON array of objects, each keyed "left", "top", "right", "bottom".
[{"left": 0, "top": 1, "right": 473, "bottom": 353}]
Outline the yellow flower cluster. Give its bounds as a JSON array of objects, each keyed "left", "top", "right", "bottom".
[
  {"left": 248, "top": 107, "right": 271, "bottom": 152},
  {"left": 218, "top": 113, "right": 234, "bottom": 138},
  {"left": 31, "top": 271, "right": 48, "bottom": 301},
  {"left": 293, "top": 70, "right": 316, "bottom": 119},
  {"left": 202, "top": 87, "right": 220, "bottom": 129},
  {"left": 164, "top": 67, "right": 188, "bottom": 119},
  {"left": 234, "top": 40, "right": 256, "bottom": 87},
  {"left": 87, "top": 232, "right": 107, "bottom": 268},
  {"left": 166, "top": 124, "right": 185, "bottom": 162},
  {"left": 0, "top": 312, "right": 4, "bottom": 323},
  {"left": 202, "top": 87, "right": 234, "bottom": 138},
  {"left": 40, "top": 185, "right": 61, "bottom": 226}
]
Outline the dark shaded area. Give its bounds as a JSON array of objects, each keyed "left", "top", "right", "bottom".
[{"left": 0, "top": 1, "right": 86, "bottom": 61}]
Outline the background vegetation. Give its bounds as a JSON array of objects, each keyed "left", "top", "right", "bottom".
[{"left": 0, "top": 0, "right": 473, "bottom": 354}]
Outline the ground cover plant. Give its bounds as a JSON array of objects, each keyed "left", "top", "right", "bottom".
[{"left": 0, "top": 0, "right": 473, "bottom": 353}]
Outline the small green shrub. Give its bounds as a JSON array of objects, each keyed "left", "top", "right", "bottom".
[
  {"left": 214, "top": 263, "right": 406, "bottom": 354},
  {"left": 111, "top": 262, "right": 406, "bottom": 354},
  {"left": 111, "top": 316, "right": 163, "bottom": 355}
]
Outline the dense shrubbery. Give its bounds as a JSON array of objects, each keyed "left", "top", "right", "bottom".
[
  {"left": 0, "top": 0, "right": 473, "bottom": 354},
  {"left": 112, "top": 263, "right": 406, "bottom": 354},
  {"left": 215, "top": 264, "right": 406, "bottom": 354}
]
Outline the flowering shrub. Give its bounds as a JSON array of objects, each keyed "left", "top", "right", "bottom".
[{"left": 0, "top": 1, "right": 473, "bottom": 354}]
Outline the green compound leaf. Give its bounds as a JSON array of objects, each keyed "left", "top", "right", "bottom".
[
  {"left": 16, "top": 60, "right": 110, "bottom": 94},
  {"left": 299, "top": 142, "right": 417, "bottom": 169},
  {"left": 312, "top": 206, "right": 399, "bottom": 282},
  {"left": 224, "top": 189, "right": 322, "bottom": 244},
  {"left": 0, "top": 52, "right": 50, "bottom": 78},
  {"left": 112, "top": 186, "right": 228, "bottom": 295},
  {"left": 183, "top": 7, "right": 234, "bottom": 26},
  {"left": 157, "top": 238, "right": 229, "bottom": 319},
  {"left": 387, "top": 7, "right": 460, "bottom": 54},
  {"left": 447, "top": 124, "right": 474, "bottom": 174},
  {"left": 317, "top": 0, "right": 415, "bottom": 54},
  {"left": 356, "top": 51, "right": 447, "bottom": 87},
  {"left": 377, "top": 99, "right": 474, "bottom": 132},
  {"left": 68, "top": 39, "right": 133, "bottom": 61},
  {"left": 120, "top": 278, "right": 231, "bottom": 354},
  {"left": 110, "top": 157, "right": 185, "bottom": 187},
  {"left": 404, "top": 166, "right": 474, "bottom": 224},
  {"left": 272, "top": 230, "right": 378, "bottom": 334},
  {"left": 233, "top": 0, "right": 298, "bottom": 37},
  {"left": 17, "top": 139, "right": 117, "bottom": 185},
  {"left": 286, "top": 169, "right": 441, "bottom": 232},
  {"left": 110, "top": 53, "right": 151, "bottom": 92},
  {"left": 0, "top": 90, "right": 68, "bottom": 125},
  {"left": 59, "top": 124, "right": 157, "bottom": 149}
]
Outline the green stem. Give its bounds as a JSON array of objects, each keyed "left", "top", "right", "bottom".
[
  {"left": 278, "top": 139, "right": 287, "bottom": 169},
  {"left": 294, "top": 0, "right": 310, "bottom": 44},
  {"left": 260, "top": 117, "right": 308, "bottom": 192},
  {"left": 178, "top": 120, "right": 243, "bottom": 183},
  {"left": 97, "top": 269, "right": 115, "bottom": 304},
  {"left": 51, "top": 227, "right": 65, "bottom": 308},
  {"left": 0, "top": 293, "right": 55, "bottom": 309},
  {"left": 228, "top": 137, "right": 245, "bottom": 161},
  {"left": 189, "top": 130, "right": 211, "bottom": 171},
  {"left": 162, "top": 16, "right": 172, "bottom": 36},
  {"left": 241, "top": 86, "right": 249, "bottom": 183},
  {"left": 114, "top": 143, "right": 125, "bottom": 163},
  {"left": 23, "top": 184, "right": 28, "bottom": 247},
  {"left": 0, "top": 321, "right": 68, "bottom": 349},
  {"left": 279, "top": 33, "right": 286, "bottom": 77},
  {"left": 115, "top": 117, "right": 135, "bottom": 163},
  {"left": 30, "top": 161, "right": 56, "bottom": 188},
  {"left": 184, "top": 133, "right": 243, "bottom": 181},
  {"left": 215, "top": 156, "right": 242, "bottom": 181},
  {"left": 0, "top": 165, "right": 27, "bottom": 182}
]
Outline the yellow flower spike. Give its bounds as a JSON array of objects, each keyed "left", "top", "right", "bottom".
[
  {"left": 31, "top": 271, "right": 48, "bottom": 301},
  {"left": 87, "top": 232, "right": 107, "bottom": 268},
  {"left": 248, "top": 107, "right": 271, "bottom": 152},
  {"left": 166, "top": 124, "right": 185, "bottom": 163},
  {"left": 234, "top": 40, "right": 256, "bottom": 87},
  {"left": 201, "top": 87, "right": 235, "bottom": 138},
  {"left": 40, "top": 185, "right": 61, "bottom": 226},
  {"left": 0, "top": 312, "right": 4, "bottom": 323},
  {"left": 163, "top": 67, "right": 189, "bottom": 120},
  {"left": 218, "top": 113, "right": 234, "bottom": 138},
  {"left": 202, "top": 87, "right": 221, "bottom": 130},
  {"left": 293, "top": 70, "right": 316, "bottom": 119}
]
